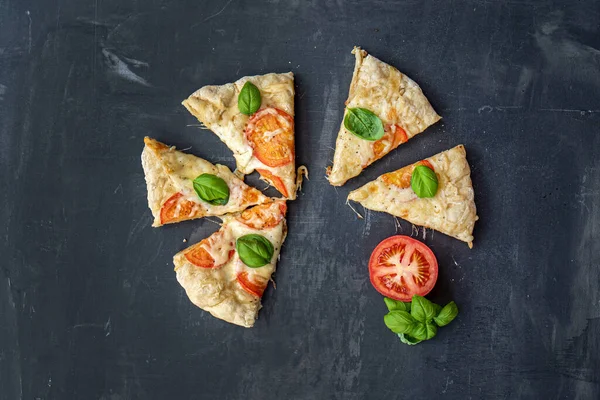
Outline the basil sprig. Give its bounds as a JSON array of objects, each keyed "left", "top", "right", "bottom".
[
  {"left": 236, "top": 234, "right": 274, "bottom": 268},
  {"left": 193, "top": 174, "right": 230, "bottom": 205},
  {"left": 238, "top": 81, "right": 261, "bottom": 115},
  {"left": 411, "top": 165, "right": 439, "bottom": 198},
  {"left": 343, "top": 107, "right": 384, "bottom": 141},
  {"left": 383, "top": 295, "right": 458, "bottom": 345}
]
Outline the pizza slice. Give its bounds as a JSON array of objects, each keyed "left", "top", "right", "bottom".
[
  {"left": 347, "top": 145, "right": 478, "bottom": 247},
  {"left": 173, "top": 201, "right": 288, "bottom": 327},
  {"left": 182, "top": 72, "right": 303, "bottom": 199},
  {"left": 327, "top": 47, "right": 441, "bottom": 186},
  {"left": 141, "top": 137, "right": 270, "bottom": 227}
]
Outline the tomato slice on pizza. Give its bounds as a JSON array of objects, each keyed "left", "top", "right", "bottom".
[
  {"left": 348, "top": 145, "right": 478, "bottom": 247},
  {"left": 182, "top": 73, "right": 304, "bottom": 199},
  {"left": 173, "top": 201, "right": 288, "bottom": 328}
]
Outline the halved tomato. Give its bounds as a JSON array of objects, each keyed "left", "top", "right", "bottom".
[
  {"left": 245, "top": 107, "right": 294, "bottom": 168},
  {"left": 372, "top": 124, "right": 408, "bottom": 161},
  {"left": 368, "top": 235, "right": 438, "bottom": 301},
  {"left": 381, "top": 160, "right": 434, "bottom": 189},
  {"left": 237, "top": 271, "right": 269, "bottom": 297},
  {"left": 236, "top": 202, "right": 286, "bottom": 230},
  {"left": 256, "top": 168, "right": 289, "bottom": 198},
  {"left": 160, "top": 192, "right": 202, "bottom": 225}
]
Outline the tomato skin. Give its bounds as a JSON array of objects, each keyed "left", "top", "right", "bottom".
[
  {"left": 245, "top": 107, "right": 294, "bottom": 168},
  {"left": 256, "top": 168, "right": 289, "bottom": 198},
  {"left": 160, "top": 192, "right": 202, "bottom": 225},
  {"left": 237, "top": 271, "right": 268, "bottom": 297},
  {"left": 368, "top": 235, "right": 438, "bottom": 301}
]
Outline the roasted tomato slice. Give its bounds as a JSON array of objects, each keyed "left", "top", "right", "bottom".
[
  {"left": 381, "top": 160, "right": 434, "bottom": 189},
  {"left": 236, "top": 202, "right": 286, "bottom": 230},
  {"left": 372, "top": 124, "right": 408, "bottom": 161},
  {"left": 160, "top": 192, "right": 202, "bottom": 225},
  {"left": 237, "top": 271, "right": 269, "bottom": 297},
  {"left": 184, "top": 235, "right": 234, "bottom": 268},
  {"left": 256, "top": 168, "right": 289, "bottom": 198},
  {"left": 368, "top": 235, "right": 438, "bottom": 301},
  {"left": 245, "top": 107, "right": 294, "bottom": 167}
]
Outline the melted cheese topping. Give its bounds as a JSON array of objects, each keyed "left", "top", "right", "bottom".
[
  {"left": 173, "top": 202, "right": 287, "bottom": 327},
  {"left": 181, "top": 73, "right": 299, "bottom": 199},
  {"left": 347, "top": 145, "right": 478, "bottom": 246},
  {"left": 328, "top": 47, "right": 441, "bottom": 186}
]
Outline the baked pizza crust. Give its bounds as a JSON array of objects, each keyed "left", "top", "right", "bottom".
[
  {"left": 348, "top": 145, "right": 478, "bottom": 247},
  {"left": 182, "top": 72, "right": 300, "bottom": 199},
  {"left": 173, "top": 201, "right": 288, "bottom": 327},
  {"left": 141, "top": 137, "right": 269, "bottom": 227},
  {"left": 328, "top": 47, "right": 441, "bottom": 186}
]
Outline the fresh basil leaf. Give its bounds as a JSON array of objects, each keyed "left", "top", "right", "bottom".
[
  {"left": 411, "top": 165, "right": 439, "bottom": 198},
  {"left": 434, "top": 301, "right": 459, "bottom": 327},
  {"left": 384, "top": 297, "right": 410, "bottom": 312},
  {"left": 410, "top": 322, "right": 427, "bottom": 341},
  {"left": 384, "top": 311, "right": 416, "bottom": 334},
  {"left": 433, "top": 303, "right": 442, "bottom": 316},
  {"left": 343, "top": 107, "right": 384, "bottom": 141},
  {"left": 236, "top": 234, "right": 274, "bottom": 268},
  {"left": 410, "top": 295, "right": 437, "bottom": 323},
  {"left": 238, "top": 81, "right": 261, "bottom": 115},
  {"left": 193, "top": 174, "right": 230, "bottom": 205},
  {"left": 398, "top": 333, "right": 422, "bottom": 345},
  {"left": 425, "top": 322, "right": 438, "bottom": 339}
]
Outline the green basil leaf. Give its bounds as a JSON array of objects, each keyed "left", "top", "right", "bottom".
[
  {"left": 411, "top": 165, "right": 439, "bottom": 198},
  {"left": 238, "top": 81, "right": 261, "bottom": 115},
  {"left": 425, "top": 322, "right": 438, "bottom": 340},
  {"left": 193, "top": 174, "right": 230, "bottom": 205},
  {"left": 384, "top": 297, "right": 410, "bottom": 312},
  {"left": 398, "top": 333, "right": 422, "bottom": 345},
  {"left": 410, "top": 322, "right": 427, "bottom": 341},
  {"left": 383, "top": 311, "right": 416, "bottom": 334},
  {"left": 343, "top": 107, "right": 384, "bottom": 141},
  {"left": 433, "top": 303, "right": 442, "bottom": 316},
  {"left": 410, "top": 295, "right": 437, "bottom": 323},
  {"left": 434, "top": 301, "right": 459, "bottom": 327},
  {"left": 236, "top": 234, "right": 274, "bottom": 268}
]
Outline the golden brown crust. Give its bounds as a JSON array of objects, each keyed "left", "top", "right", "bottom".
[
  {"left": 328, "top": 47, "right": 441, "bottom": 186},
  {"left": 348, "top": 145, "right": 478, "bottom": 246}
]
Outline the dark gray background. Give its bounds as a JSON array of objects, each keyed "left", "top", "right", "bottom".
[{"left": 1, "top": 0, "right": 599, "bottom": 399}]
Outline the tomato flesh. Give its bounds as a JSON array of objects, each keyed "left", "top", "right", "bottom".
[
  {"left": 256, "top": 168, "right": 289, "bottom": 198},
  {"left": 368, "top": 235, "right": 438, "bottom": 301},
  {"left": 160, "top": 192, "right": 202, "bottom": 225},
  {"left": 184, "top": 237, "right": 234, "bottom": 269},
  {"left": 237, "top": 271, "right": 268, "bottom": 297},
  {"left": 381, "top": 160, "right": 435, "bottom": 189},
  {"left": 245, "top": 107, "right": 294, "bottom": 168},
  {"left": 236, "top": 201, "right": 286, "bottom": 230},
  {"left": 373, "top": 124, "right": 408, "bottom": 161}
]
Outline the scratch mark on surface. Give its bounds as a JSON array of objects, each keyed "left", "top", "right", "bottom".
[
  {"left": 26, "top": 11, "right": 32, "bottom": 53},
  {"left": 198, "top": 0, "right": 234, "bottom": 24},
  {"left": 113, "top": 183, "right": 122, "bottom": 194},
  {"left": 102, "top": 49, "right": 151, "bottom": 87},
  {"left": 104, "top": 317, "right": 112, "bottom": 336}
]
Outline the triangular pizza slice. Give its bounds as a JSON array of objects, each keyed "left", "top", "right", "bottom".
[
  {"left": 348, "top": 145, "right": 478, "bottom": 247},
  {"left": 141, "top": 137, "right": 270, "bottom": 227},
  {"left": 327, "top": 47, "right": 441, "bottom": 186},
  {"left": 182, "top": 72, "right": 301, "bottom": 199},
  {"left": 173, "top": 201, "right": 288, "bottom": 327}
]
